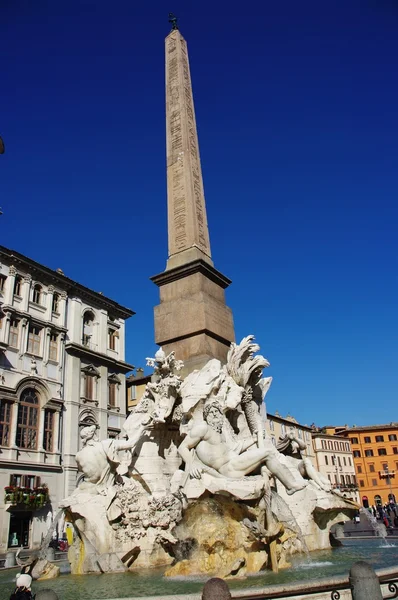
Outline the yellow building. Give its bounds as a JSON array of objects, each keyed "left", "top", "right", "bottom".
[{"left": 328, "top": 424, "right": 398, "bottom": 507}]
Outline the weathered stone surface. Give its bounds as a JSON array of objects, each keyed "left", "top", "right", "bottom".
[
  {"left": 31, "top": 558, "right": 60, "bottom": 580},
  {"left": 164, "top": 497, "right": 269, "bottom": 578}
]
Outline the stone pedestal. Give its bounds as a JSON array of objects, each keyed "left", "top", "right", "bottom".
[{"left": 152, "top": 260, "right": 234, "bottom": 374}]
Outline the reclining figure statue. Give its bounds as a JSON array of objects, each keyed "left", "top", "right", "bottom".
[{"left": 177, "top": 401, "right": 307, "bottom": 495}]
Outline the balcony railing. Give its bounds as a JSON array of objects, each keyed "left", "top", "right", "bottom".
[{"left": 4, "top": 485, "right": 49, "bottom": 510}]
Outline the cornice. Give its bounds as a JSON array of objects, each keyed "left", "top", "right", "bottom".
[
  {"left": 0, "top": 245, "right": 135, "bottom": 320},
  {"left": 151, "top": 259, "right": 231, "bottom": 289},
  {"left": 65, "top": 342, "right": 134, "bottom": 373},
  {"left": 0, "top": 459, "right": 63, "bottom": 472},
  {"left": 1, "top": 304, "right": 67, "bottom": 334}
]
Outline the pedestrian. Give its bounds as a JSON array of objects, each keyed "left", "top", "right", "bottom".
[
  {"left": 202, "top": 577, "right": 231, "bottom": 600},
  {"left": 35, "top": 590, "right": 59, "bottom": 600},
  {"left": 9, "top": 573, "right": 33, "bottom": 600}
]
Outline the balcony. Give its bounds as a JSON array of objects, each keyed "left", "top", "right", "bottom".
[
  {"left": 332, "top": 483, "right": 358, "bottom": 492},
  {"left": 4, "top": 485, "right": 50, "bottom": 510}
]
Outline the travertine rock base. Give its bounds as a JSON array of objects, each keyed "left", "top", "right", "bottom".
[{"left": 164, "top": 496, "right": 269, "bottom": 579}]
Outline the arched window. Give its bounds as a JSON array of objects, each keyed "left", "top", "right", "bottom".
[
  {"left": 14, "top": 275, "right": 22, "bottom": 296},
  {"left": 52, "top": 293, "right": 60, "bottom": 313},
  {"left": 82, "top": 311, "right": 95, "bottom": 347},
  {"left": 32, "top": 284, "right": 42, "bottom": 305},
  {"left": 16, "top": 388, "right": 39, "bottom": 449}
]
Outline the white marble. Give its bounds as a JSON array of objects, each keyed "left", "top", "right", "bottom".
[{"left": 59, "top": 335, "right": 356, "bottom": 577}]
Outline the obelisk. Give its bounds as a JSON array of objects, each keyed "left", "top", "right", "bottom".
[{"left": 151, "top": 16, "right": 235, "bottom": 373}]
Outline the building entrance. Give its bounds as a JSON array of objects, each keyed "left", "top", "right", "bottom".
[{"left": 8, "top": 512, "right": 32, "bottom": 548}]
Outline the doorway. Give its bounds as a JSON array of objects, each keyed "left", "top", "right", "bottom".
[{"left": 8, "top": 512, "right": 32, "bottom": 548}]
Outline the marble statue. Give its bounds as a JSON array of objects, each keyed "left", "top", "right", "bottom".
[
  {"left": 277, "top": 428, "right": 332, "bottom": 492},
  {"left": 177, "top": 401, "right": 306, "bottom": 494},
  {"left": 59, "top": 335, "right": 357, "bottom": 579}
]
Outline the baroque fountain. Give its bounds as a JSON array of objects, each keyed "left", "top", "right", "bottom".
[{"left": 55, "top": 335, "right": 356, "bottom": 579}]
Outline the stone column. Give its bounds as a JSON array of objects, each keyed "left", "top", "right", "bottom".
[
  {"left": 5, "top": 265, "right": 16, "bottom": 305},
  {"left": 21, "top": 274, "right": 32, "bottom": 312},
  {"left": 59, "top": 291, "right": 68, "bottom": 327},
  {"left": 9, "top": 401, "right": 19, "bottom": 451},
  {"left": 46, "top": 285, "right": 54, "bottom": 321}
]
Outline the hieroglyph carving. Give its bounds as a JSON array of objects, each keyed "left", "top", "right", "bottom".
[{"left": 166, "top": 31, "right": 211, "bottom": 257}]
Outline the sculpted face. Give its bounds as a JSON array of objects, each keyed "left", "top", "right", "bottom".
[
  {"left": 224, "top": 379, "right": 245, "bottom": 411},
  {"left": 204, "top": 404, "right": 223, "bottom": 433}
]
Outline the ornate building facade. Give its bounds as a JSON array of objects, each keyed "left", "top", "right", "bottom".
[
  {"left": 326, "top": 424, "right": 398, "bottom": 507},
  {"left": 311, "top": 430, "right": 359, "bottom": 502},
  {"left": 0, "top": 246, "right": 133, "bottom": 551}
]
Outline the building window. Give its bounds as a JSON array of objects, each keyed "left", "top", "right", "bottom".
[
  {"left": 328, "top": 441, "right": 332, "bottom": 449},
  {"left": 269, "top": 420, "right": 274, "bottom": 431},
  {"left": 298, "top": 429, "right": 302, "bottom": 439},
  {"left": 83, "top": 311, "right": 95, "bottom": 347},
  {"left": 364, "top": 436, "right": 371, "bottom": 443},
  {"left": 332, "top": 456, "right": 336, "bottom": 466},
  {"left": 359, "top": 480, "right": 364, "bottom": 487},
  {"left": 325, "top": 456, "right": 328, "bottom": 465},
  {"left": 338, "top": 456, "right": 342, "bottom": 467},
  {"left": 108, "top": 328, "right": 118, "bottom": 351},
  {"left": 52, "top": 293, "right": 60, "bottom": 313},
  {"left": 372, "top": 479, "right": 378, "bottom": 486},
  {"left": 32, "top": 284, "right": 42, "bottom": 305},
  {"left": 369, "top": 464, "right": 375, "bottom": 472},
  {"left": 0, "top": 400, "right": 12, "bottom": 446},
  {"left": 351, "top": 437, "right": 358, "bottom": 444},
  {"left": 0, "top": 275, "right": 6, "bottom": 293},
  {"left": 357, "top": 465, "right": 362, "bottom": 473},
  {"left": 14, "top": 276, "right": 22, "bottom": 296},
  {"left": 49, "top": 333, "right": 58, "bottom": 361},
  {"left": 382, "top": 463, "right": 388, "bottom": 471},
  {"left": 321, "top": 440, "right": 326, "bottom": 449},
  {"left": 389, "top": 434, "right": 397, "bottom": 442},
  {"left": 43, "top": 410, "right": 55, "bottom": 452},
  {"left": 85, "top": 374, "right": 94, "bottom": 400},
  {"left": 375, "top": 435, "right": 384, "bottom": 443},
  {"left": 348, "top": 457, "right": 352, "bottom": 466},
  {"left": 340, "top": 475, "right": 345, "bottom": 486},
  {"left": 346, "top": 443, "right": 350, "bottom": 452},
  {"left": 281, "top": 424, "right": 286, "bottom": 436},
  {"left": 108, "top": 382, "right": 117, "bottom": 408},
  {"left": 365, "top": 449, "right": 374, "bottom": 457},
  {"left": 271, "top": 437, "right": 276, "bottom": 446},
  {"left": 353, "top": 450, "right": 361, "bottom": 458},
  {"left": 343, "top": 456, "right": 346, "bottom": 466},
  {"left": 378, "top": 448, "right": 387, "bottom": 456},
  {"left": 9, "top": 319, "right": 19, "bottom": 348},
  {"left": 393, "top": 447, "right": 398, "bottom": 455},
  {"left": 16, "top": 389, "right": 39, "bottom": 450},
  {"left": 27, "top": 325, "right": 41, "bottom": 355}
]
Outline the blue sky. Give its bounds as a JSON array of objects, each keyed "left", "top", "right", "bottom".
[{"left": 1, "top": 1, "right": 397, "bottom": 426}]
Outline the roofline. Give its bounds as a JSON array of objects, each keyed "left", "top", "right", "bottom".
[
  {"left": 0, "top": 245, "right": 135, "bottom": 319},
  {"left": 267, "top": 413, "right": 312, "bottom": 431}
]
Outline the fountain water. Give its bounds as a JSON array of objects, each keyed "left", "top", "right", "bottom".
[{"left": 360, "top": 509, "right": 387, "bottom": 540}]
